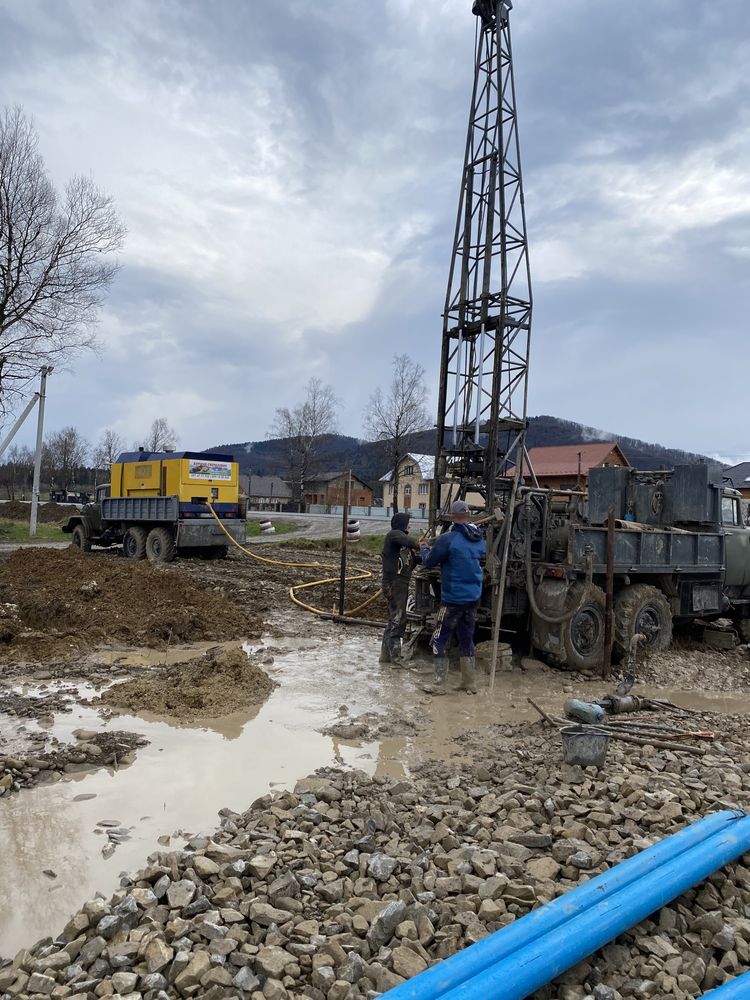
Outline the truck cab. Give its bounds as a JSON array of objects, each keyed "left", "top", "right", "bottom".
[{"left": 722, "top": 488, "right": 750, "bottom": 594}]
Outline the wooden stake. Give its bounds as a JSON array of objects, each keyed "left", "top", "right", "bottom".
[{"left": 602, "top": 504, "right": 615, "bottom": 679}]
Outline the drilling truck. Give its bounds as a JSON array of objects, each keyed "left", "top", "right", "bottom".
[
  {"left": 406, "top": 1, "right": 750, "bottom": 669},
  {"left": 62, "top": 450, "right": 244, "bottom": 562},
  {"left": 412, "top": 464, "right": 750, "bottom": 670}
]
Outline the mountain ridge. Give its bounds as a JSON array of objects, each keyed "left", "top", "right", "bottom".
[{"left": 207, "top": 414, "right": 715, "bottom": 490}]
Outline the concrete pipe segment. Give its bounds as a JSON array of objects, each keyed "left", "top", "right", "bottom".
[{"left": 380, "top": 811, "right": 750, "bottom": 1000}]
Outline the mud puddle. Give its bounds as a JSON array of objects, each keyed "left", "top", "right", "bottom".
[
  {"left": 0, "top": 622, "right": 400, "bottom": 956},
  {"left": 4, "top": 613, "right": 750, "bottom": 957}
]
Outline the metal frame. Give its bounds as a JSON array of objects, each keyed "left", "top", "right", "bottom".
[{"left": 431, "top": 0, "right": 532, "bottom": 523}]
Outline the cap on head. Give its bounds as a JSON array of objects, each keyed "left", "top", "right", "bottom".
[
  {"left": 391, "top": 512, "right": 411, "bottom": 531},
  {"left": 450, "top": 500, "right": 470, "bottom": 515}
]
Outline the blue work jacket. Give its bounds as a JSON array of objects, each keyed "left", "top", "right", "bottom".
[{"left": 421, "top": 522, "right": 486, "bottom": 604}]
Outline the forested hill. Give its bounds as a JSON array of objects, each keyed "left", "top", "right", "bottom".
[{"left": 209, "top": 414, "right": 714, "bottom": 488}]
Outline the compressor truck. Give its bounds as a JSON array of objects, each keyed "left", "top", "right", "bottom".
[{"left": 62, "top": 450, "right": 244, "bottom": 562}]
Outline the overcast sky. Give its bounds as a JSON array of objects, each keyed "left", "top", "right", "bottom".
[{"left": 2, "top": 0, "right": 749, "bottom": 463}]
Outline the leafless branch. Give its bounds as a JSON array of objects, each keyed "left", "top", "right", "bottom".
[
  {"left": 364, "top": 354, "right": 429, "bottom": 513},
  {"left": 0, "top": 105, "right": 125, "bottom": 416},
  {"left": 269, "top": 378, "right": 340, "bottom": 505}
]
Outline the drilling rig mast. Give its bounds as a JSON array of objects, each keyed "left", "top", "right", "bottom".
[{"left": 431, "top": 0, "right": 532, "bottom": 529}]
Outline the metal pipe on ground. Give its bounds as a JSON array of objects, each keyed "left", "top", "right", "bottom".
[
  {"left": 702, "top": 970, "right": 750, "bottom": 997},
  {"left": 380, "top": 810, "right": 740, "bottom": 1000},
  {"left": 438, "top": 814, "right": 750, "bottom": 1000}
]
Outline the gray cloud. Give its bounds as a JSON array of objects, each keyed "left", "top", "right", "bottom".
[{"left": 0, "top": 0, "right": 748, "bottom": 462}]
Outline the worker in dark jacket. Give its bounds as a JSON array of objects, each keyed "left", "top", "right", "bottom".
[
  {"left": 420, "top": 499, "right": 486, "bottom": 693},
  {"left": 380, "top": 512, "right": 420, "bottom": 663}
]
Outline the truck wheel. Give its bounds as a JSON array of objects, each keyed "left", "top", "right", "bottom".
[
  {"left": 123, "top": 526, "right": 147, "bottom": 560},
  {"left": 71, "top": 525, "right": 91, "bottom": 553},
  {"left": 560, "top": 583, "right": 606, "bottom": 671},
  {"left": 146, "top": 527, "right": 176, "bottom": 563},
  {"left": 614, "top": 584, "right": 672, "bottom": 658}
]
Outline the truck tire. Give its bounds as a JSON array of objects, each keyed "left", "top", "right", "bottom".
[
  {"left": 146, "top": 526, "right": 176, "bottom": 563},
  {"left": 71, "top": 524, "right": 91, "bottom": 552},
  {"left": 559, "top": 582, "right": 607, "bottom": 672},
  {"left": 614, "top": 584, "right": 672, "bottom": 658},
  {"left": 123, "top": 526, "right": 147, "bottom": 560}
]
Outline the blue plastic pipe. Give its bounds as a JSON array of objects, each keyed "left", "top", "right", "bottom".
[
  {"left": 381, "top": 810, "right": 739, "bottom": 1000},
  {"left": 702, "top": 971, "right": 750, "bottom": 997},
  {"left": 438, "top": 814, "right": 750, "bottom": 1000}
]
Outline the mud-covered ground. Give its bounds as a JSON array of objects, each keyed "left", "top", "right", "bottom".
[
  {"left": 97, "top": 646, "right": 277, "bottom": 721},
  {"left": 4, "top": 539, "right": 750, "bottom": 998},
  {"left": 0, "top": 547, "right": 264, "bottom": 666}
]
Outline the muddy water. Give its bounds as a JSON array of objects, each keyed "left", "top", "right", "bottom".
[{"left": 3, "top": 616, "right": 750, "bottom": 957}]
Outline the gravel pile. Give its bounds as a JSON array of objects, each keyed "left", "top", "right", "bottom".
[{"left": 3, "top": 710, "right": 750, "bottom": 999}]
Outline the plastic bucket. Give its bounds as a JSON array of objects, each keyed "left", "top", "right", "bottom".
[{"left": 561, "top": 724, "right": 610, "bottom": 768}]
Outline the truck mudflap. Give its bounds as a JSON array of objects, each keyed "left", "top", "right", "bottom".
[{"left": 176, "top": 519, "right": 245, "bottom": 548}]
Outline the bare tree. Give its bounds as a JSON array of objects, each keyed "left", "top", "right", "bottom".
[
  {"left": 46, "top": 426, "right": 89, "bottom": 495},
  {"left": 364, "top": 354, "right": 429, "bottom": 514},
  {"left": 0, "top": 106, "right": 125, "bottom": 411},
  {"left": 147, "top": 417, "right": 178, "bottom": 451},
  {"left": 93, "top": 428, "right": 125, "bottom": 471},
  {"left": 270, "top": 378, "right": 339, "bottom": 508},
  {"left": 135, "top": 417, "right": 178, "bottom": 452}
]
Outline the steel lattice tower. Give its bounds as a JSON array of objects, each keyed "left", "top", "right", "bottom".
[{"left": 431, "top": 0, "right": 532, "bottom": 523}]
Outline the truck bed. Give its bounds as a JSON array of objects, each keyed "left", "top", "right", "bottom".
[
  {"left": 101, "top": 496, "right": 179, "bottom": 521},
  {"left": 569, "top": 524, "right": 724, "bottom": 575}
]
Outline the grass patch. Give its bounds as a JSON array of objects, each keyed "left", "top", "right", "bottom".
[
  {"left": 0, "top": 520, "right": 67, "bottom": 543},
  {"left": 245, "top": 519, "right": 300, "bottom": 538}
]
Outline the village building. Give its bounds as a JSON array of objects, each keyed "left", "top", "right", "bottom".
[
  {"left": 379, "top": 453, "right": 435, "bottom": 517},
  {"left": 239, "top": 474, "right": 292, "bottom": 512},
  {"left": 724, "top": 462, "right": 750, "bottom": 502},
  {"left": 512, "top": 442, "right": 630, "bottom": 490},
  {"left": 303, "top": 472, "right": 373, "bottom": 508}
]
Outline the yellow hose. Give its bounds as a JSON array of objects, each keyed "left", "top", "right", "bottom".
[{"left": 206, "top": 503, "right": 383, "bottom": 618}]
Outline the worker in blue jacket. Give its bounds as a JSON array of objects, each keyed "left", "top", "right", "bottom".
[{"left": 420, "top": 499, "right": 486, "bottom": 693}]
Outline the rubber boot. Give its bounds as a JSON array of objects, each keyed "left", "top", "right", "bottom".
[
  {"left": 423, "top": 655, "right": 448, "bottom": 695},
  {"left": 458, "top": 656, "right": 477, "bottom": 694},
  {"left": 379, "top": 637, "right": 391, "bottom": 664}
]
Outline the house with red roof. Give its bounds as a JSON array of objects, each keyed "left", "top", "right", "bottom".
[{"left": 512, "top": 442, "right": 630, "bottom": 490}]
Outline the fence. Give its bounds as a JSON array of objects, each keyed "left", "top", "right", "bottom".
[{"left": 307, "top": 504, "right": 428, "bottom": 520}]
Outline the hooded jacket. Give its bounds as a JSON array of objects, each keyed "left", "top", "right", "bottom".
[
  {"left": 421, "top": 522, "right": 485, "bottom": 604},
  {"left": 381, "top": 513, "right": 419, "bottom": 585}
]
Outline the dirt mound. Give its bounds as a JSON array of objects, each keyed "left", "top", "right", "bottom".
[
  {"left": 0, "top": 548, "right": 259, "bottom": 661},
  {"left": 0, "top": 500, "right": 72, "bottom": 523},
  {"left": 98, "top": 646, "right": 277, "bottom": 719}
]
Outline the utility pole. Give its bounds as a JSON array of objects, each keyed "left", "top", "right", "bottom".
[{"left": 29, "top": 366, "right": 52, "bottom": 537}]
